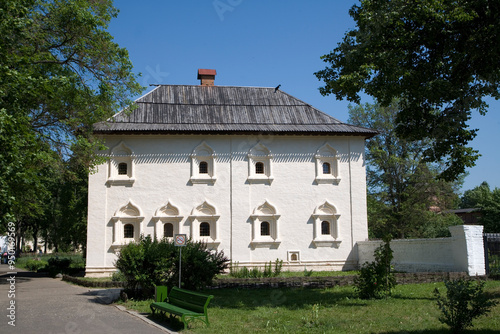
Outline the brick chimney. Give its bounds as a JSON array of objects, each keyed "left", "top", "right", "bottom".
[{"left": 197, "top": 69, "right": 216, "bottom": 86}]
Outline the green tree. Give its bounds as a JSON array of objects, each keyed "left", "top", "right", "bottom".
[
  {"left": 348, "top": 100, "right": 462, "bottom": 238},
  {"left": 315, "top": 0, "right": 500, "bottom": 181},
  {"left": 0, "top": 0, "right": 142, "bottom": 235},
  {"left": 460, "top": 182, "right": 500, "bottom": 232}
]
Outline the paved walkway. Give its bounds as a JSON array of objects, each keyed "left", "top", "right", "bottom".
[{"left": 0, "top": 264, "right": 172, "bottom": 334}]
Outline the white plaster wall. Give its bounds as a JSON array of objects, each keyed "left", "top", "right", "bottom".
[
  {"left": 357, "top": 225, "right": 486, "bottom": 276},
  {"left": 86, "top": 134, "right": 369, "bottom": 276}
]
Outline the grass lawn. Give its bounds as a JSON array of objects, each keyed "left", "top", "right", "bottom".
[{"left": 118, "top": 280, "right": 500, "bottom": 333}]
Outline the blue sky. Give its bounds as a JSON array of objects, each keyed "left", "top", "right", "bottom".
[{"left": 108, "top": 0, "right": 500, "bottom": 192}]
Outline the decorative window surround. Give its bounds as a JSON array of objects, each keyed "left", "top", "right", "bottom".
[
  {"left": 107, "top": 141, "right": 136, "bottom": 186},
  {"left": 250, "top": 200, "right": 281, "bottom": 247},
  {"left": 248, "top": 143, "right": 273, "bottom": 184},
  {"left": 314, "top": 143, "right": 340, "bottom": 184},
  {"left": 111, "top": 200, "right": 144, "bottom": 251},
  {"left": 190, "top": 141, "right": 216, "bottom": 184},
  {"left": 189, "top": 201, "right": 220, "bottom": 247},
  {"left": 153, "top": 201, "right": 183, "bottom": 240},
  {"left": 288, "top": 251, "right": 301, "bottom": 263},
  {"left": 312, "top": 201, "right": 341, "bottom": 247}
]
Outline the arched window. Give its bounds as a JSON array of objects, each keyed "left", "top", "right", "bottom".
[
  {"left": 124, "top": 224, "right": 134, "bottom": 238},
  {"left": 315, "top": 143, "right": 340, "bottom": 184},
  {"left": 108, "top": 141, "right": 135, "bottom": 186},
  {"left": 250, "top": 201, "right": 280, "bottom": 246},
  {"left": 164, "top": 223, "right": 174, "bottom": 238},
  {"left": 291, "top": 254, "right": 298, "bottom": 261},
  {"left": 200, "top": 222, "right": 211, "bottom": 237},
  {"left": 248, "top": 143, "right": 273, "bottom": 183},
  {"left": 322, "top": 162, "right": 331, "bottom": 174},
  {"left": 260, "top": 221, "right": 270, "bottom": 236},
  {"left": 118, "top": 162, "right": 128, "bottom": 175},
  {"left": 199, "top": 161, "right": 208, "bottom": 174},
  {"left": 190, "top": 141, "right": 216, "bottom": 184},
  {"left": 255, "top": 162, "right": 265, "bottom": 174},
  {"left": 321, "top": 221, "right": 330, "bottom": 235}
]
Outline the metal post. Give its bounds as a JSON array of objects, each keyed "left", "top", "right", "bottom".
[{"left": 179, "top": 246, "right": 182, "bottom": 288}]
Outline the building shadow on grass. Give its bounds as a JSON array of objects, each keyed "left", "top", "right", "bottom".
[{"left": 202, "top": 287, "right": 368, "bottom": 310}]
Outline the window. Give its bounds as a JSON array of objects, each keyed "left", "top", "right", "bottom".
[
  {"left": 322, "top": 162, "right": 331, "bottom": 174},
  {"left": 153, "top": 201, "right": 183, "bottom": 240},
  {"left": 321, "top": 221, "right": 330, "bottom": 235},
  {"left": 248, "top": 143, "right": 273, "bottom": 183},
  {"left": 288, "top": 251, "right": 300, "bottom": 262},
  {"left": 255, "top": 162, "right": 265, "bottom": 174},
  {"left": 118, "top": 163, "right": 128, "bottom": 175},
  {"left": 190, "top": 142, "right": 216, "bottom": 184},
  {"left": 124, "top": 224, "right": 134, "bottom": 238},
  {"left": 200, "top": 222, "right": 211, "bottom": 237},
  {"left": 199, "top": 161, "right": 208, "bottom": 174},
  {"left": 164, "top": 223, "right": 174, "bottom": 238},
  {"left": 111, "top": 200, "right": 144, "bottom": 249},
  {"left": 260, "top": 221, "right": 270, "bottom": 236},
  {"left": 107, "top": 141, "right": 135, "bottom": 186},
  {"left": 312, "top": 201, "right": 341, "bottom": 247},
  {"left": 250, "top": 201, "right": 281, "bottom": 246},
  {"left": 315, "top": 143, "right": 340, "bottom": 184},
  {"left": 189, "top": 201, "right": 220, "bottom": 247}
]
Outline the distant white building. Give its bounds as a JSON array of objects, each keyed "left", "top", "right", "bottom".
[{"left": 85, "top": 69, "right": 377, "bottom": 277}]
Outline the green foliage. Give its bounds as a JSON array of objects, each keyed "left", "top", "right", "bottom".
[
  {"left": 434, "top": 279, "right": 498, "bottom": 333},
  {"left": 354, "top": 237, "right": 396, "bottom": 299},
  {"left": 349, "top": 101, "right": 462, "bottom": 238},
  {"left": 315, "top": 0, "right": 500, "bottom": 180},
  {"left": 20, "top": 255, "right": 84, "bottom": 276},
  {"left": 460, "top": 182, "right": 500, "bottom": 232},
  {"left": 115, "top": 236, "right": 229, "bottom": 297},
  {"left": 0, "top": 0, "right": 142, "bottom": 243},
  {"left": 25, "top": 259, "right": 49, "bottom": 272},
  {"left": 111, "top": 270, "right": 126, "bottom": 282},
  {"left": 229, "top": 259, "right": 283, "bottom": 278}
]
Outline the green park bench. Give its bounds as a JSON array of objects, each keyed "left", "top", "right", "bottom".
[{"left": 150, "top": 286, "right": 214, "bottom": 329}]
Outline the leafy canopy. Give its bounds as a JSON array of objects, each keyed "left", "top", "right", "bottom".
[
  {"left": 0, "top": 0, "right": 142, "bottom": 228},
  {"left": 349, "top": 100, "right": 462, "bottom": 238},
  {"left": 315, "top": 0, "right": 500, "bottom": 181},
  {"left": 460, "top": 182, "right": 500, "bottom": 232}
]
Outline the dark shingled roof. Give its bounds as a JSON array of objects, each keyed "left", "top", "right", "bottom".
[{"left": 93, "top": 85, "right": 378, "bottom": 137}]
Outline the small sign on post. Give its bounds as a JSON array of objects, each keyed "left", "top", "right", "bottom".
[{"left": 174, "top": 234, "right": 187, "bottom": 288}]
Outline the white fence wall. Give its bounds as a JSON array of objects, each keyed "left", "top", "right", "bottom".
[{"left": 357, "top": 225, "right": 485, "bottom": 276}]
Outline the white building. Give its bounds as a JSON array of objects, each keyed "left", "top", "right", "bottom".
[{"left": 85, "top": 69, "right": 377, "bottom": 277}]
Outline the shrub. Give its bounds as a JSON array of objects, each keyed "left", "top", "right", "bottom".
[
  {"left": 111, "top": 270, "right": 126, "bottom": 282},
  {"left": 114, "top": 236, "right": 229, "bottom": 298},
  {"left": 48, "top": 257, "right": 71, "bottom": 269},
  {"left": 434, "top": 279, "right": 498, "bottom": 333},
  {"left": 25, "top": 259, "right": 48, "bottom": 272},
  {"left": 354, "top": 236, "right": 396, "bottom": 299}
]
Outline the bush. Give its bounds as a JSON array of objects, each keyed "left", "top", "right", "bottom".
[
  {"left": 48, "top": 257, "right": 71, "bottom": 269},
  {"left": 354, "top": 236, "right": 396, "bottom": 299},
  {"left": 434, "top": 279, "right": 498, "bottom": 333},
  {"left": 114, "top": 236, "right": 229, "bottom": 298},
  {"left": 25, "top": 259, "right": 48, "bottom": 272}
]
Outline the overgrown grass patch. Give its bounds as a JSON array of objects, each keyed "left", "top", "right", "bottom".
[{"left": 119, "top": 281, "right": 500, "bottom": 333}]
